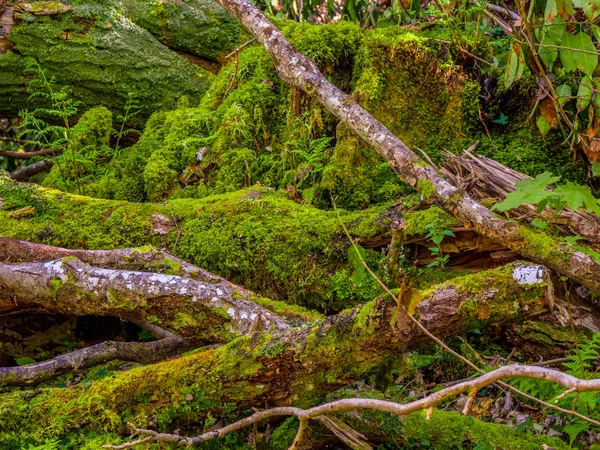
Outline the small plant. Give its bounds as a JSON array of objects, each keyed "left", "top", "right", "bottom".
[
  {"left": 514, "top": 333, "right": 600, "bottom": 445},
  {"left": 493, "top": 171, "right": 600, "bottom": 232},
  {"left": 424, "top": 223, "right": 455, "bottom": 269},
  {"left": 113, "top": 93, "right": 141, "bottom": 154},
  {"left": 18, "top": 58, "right": 83, "bottom": 192}
]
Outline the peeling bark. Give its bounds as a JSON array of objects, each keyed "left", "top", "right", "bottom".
[{"left": 214, "top": 0, "right": 600, "bottom": 294}]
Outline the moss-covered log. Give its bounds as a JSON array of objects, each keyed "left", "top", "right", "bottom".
[
  {"left": 0, "top": 0, "right": 238, "bottom": 119},
  {"left": 0, "top": 173, "right": 459, "bottom": 310},
  {"left": 0, "top": 257, "right": 289, "bottom": 339},
  {"left": 0, "top": 262, "right": 553, "bottom": 441}
]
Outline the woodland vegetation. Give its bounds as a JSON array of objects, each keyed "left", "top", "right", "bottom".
[{"left": 2, "top": 0, "right": 600, "bottom": 448}]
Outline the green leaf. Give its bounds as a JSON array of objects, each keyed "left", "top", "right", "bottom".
[
  {"left": 563, "top": 420, "right": 590, "bottom": 445},
  {"left": 545, "top": 0, "right": 558, "bottom": 21},
  {"left": 536, "top": 114, "right": 553, "bottom": 136},
  {"left": 592, "top": 24, "right": 600, "bottom": 42},
  {"left": 554, "top": 181, "right": 600, "bottom": 215},
  {"left": 560, "top": 32, "right": 598, "bottom": 75},
  {"left": 592, "top": 162, "right": 600, "bottom": 176},
  {"left": 577, "top": 75, "right": 594, "bottom": 111},
  {"left": 531, "top": 218, "right": 549, "bottom": 229},
  {"left": 540, "top": 19, "right": 565, "bottom": 67},
  {"left": 493, "top": 172, "right": 560, "bottom": 212},
  {"left": 565, "top": 235, "right": 584, "bottom": 244},
  {"left": 15, "top": 357, "right": 36, "bottom": 366},
  {"left": 556, "top": 84, "right": 572, "bottom": 106}
]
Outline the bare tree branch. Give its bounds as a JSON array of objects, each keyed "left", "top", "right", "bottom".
[
  {"left": 0, "top": 319, "right": 184, "bottom": 386},
  {"left": 104, "top": 364, "right": 600, "bottom": 449},
  {"left": 0, "top": 147, "right": 61, "bottom": 160},
  {"left": 9, "top": 160, "right": 53, "bottom": 181}
]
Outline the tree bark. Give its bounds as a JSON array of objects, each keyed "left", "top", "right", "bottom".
[
  {"left": 0, "top": 257, "right": 289, "bottom": 339},
  {"left": 214, "top": 0, "right": 600, "bottom": 295}
]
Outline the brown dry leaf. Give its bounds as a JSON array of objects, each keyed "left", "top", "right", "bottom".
[
  {"left": 470, "top": 397, "right": 495, "bottom": 419},
  {"left": 539, "top": 97, "right": 558, "bottom": 128},
  {"left": 589, "top": 107, "right": 600, "bottom": 138},
  {"left": 586, "top": 138, "right": 600, "bottom": 163},
  {"left": 402, "top": 287, "right": 422, "bottom": 316}
]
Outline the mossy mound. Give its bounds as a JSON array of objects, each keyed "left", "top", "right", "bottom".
[
  {"left": 49, "top": 21, "right": 480, "bottom": 209},
  {"left": 0, "top": 0, "right": 223, "bottom": 120},
  {"left": 117, "top": 0, "right": 241, "bottom": 62},
  {"left": 35, "top": 19, "right": 585, "bottom": 211}
]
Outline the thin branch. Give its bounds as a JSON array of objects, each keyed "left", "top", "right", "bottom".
[
  {"left": 0, "top": 147, "right": 61, "bottom": 160},
  {"left": 0, "top": 319, "right": 185, "bottom": 386},
  {"left": 10, "top": 160, "right": 53, "bottom": 181},
  {"left": 104, "top": 364, "right": 600, "bottom": 449},
  {"left": 224, "top": 37, "right": 257, "bottom": 60}
]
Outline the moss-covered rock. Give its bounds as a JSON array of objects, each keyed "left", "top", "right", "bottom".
[
  {"left": 117, "top": 0, "right": 241, "bottom": 62},
  {"left": 0, "top": 0, "right": 221, "bottom": 119}
]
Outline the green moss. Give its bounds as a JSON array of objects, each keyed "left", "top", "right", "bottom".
[
  {"left": 519, "top": 226, "right": 562, "bottom": 260},
  {"left": 404, "top": 206, "right": 456, "bottom": 236},
  {"left": 0, "top": 177, "right": 391, "bottom": 311},
  {"left": 117, "top": 0, "right": 240, "bottom": 62},
  {"left": 0, "top": 2, "right": 214, "bottom": 121},
  {"left": 416, "top": 179, "right": 436, "bottom": 200}
]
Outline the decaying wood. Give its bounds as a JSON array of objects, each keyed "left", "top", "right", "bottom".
[
  {"left": 106, "top": 363, "right": 600, "bottom": 449},
  {"left": 214, "top": 0, "right": 600, "bottom": 294},
  {"left": 442, "top": 148, "right": 600, "bottom": 247}
]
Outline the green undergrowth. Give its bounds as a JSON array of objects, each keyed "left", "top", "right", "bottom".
[{"left": 31, "top": 18, "right": 584, "bottom": 214}]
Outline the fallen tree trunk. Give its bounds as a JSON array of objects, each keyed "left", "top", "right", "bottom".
[
  {"left": 0, "top": 262, "right": 554, "bottom": 435},
  {"left": 0, "top": 257, "right": 289, "bottom": 340},
  {"left": 214, "top": 0, "right": 600, "bottom": 294}
]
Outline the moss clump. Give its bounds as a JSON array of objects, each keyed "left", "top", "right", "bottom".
[{"left": 117, "top": 0, "right": 240, "bottom": 62}]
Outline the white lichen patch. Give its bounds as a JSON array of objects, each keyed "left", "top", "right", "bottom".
[{"left": 512, "top": 265, "right": 544, "bottom": 285}]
